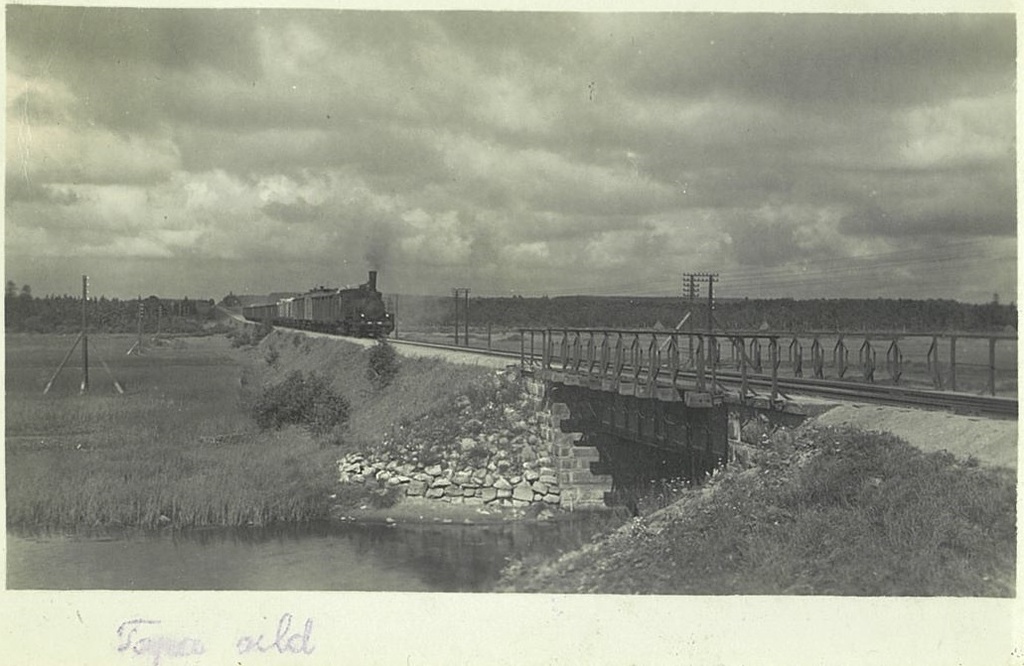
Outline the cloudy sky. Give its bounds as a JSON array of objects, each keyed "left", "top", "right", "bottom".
[{"left": 5, "top": 7, "right": 1016, "bottom": 302}]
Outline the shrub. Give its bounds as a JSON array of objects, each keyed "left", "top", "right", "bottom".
[
  {"left": 306, "top": 390, "right": 350, "bottom": 438},
  {"left": 252, "top": 371, "right": 350, "bottom": 437},
  {"left": 253, "top": 321, "right": 273, "bottom": 343},
  {"left": 227, "top": 329, "right": 248, "bottom": 347},
  {"left": 367, "top": 340, "right": 399, "bottom": 389},
  {"left": 228, "top": 321, "right": 273, "bottom": 348}
]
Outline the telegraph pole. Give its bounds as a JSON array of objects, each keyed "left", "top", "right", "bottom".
[
  {"left": 46, "top": 276, "right": 122, "bottom": 395},
  {"left": 392, "top": 294, "right": 399, "bottom": 339},
  {"left": 464, "top": 288, "right": 470, "bottom": 346},
  {"left": 686, "top": 274, "right": 696, "bottom": 361},
  {"left": 81, "top": 275, "right": 90, "bottom": 392},
  {"left": 136, "top": 295, "right": 144, "bottom": 353},
  {"left": 452, "top": 288, "right": 460, "bottom": 345},
  {"left": 706, "top": 273, "right": 717, "bottom": 335},
  {"left": 681, "top": 272, "right": 719, "bottom": 362},
  {"left": 126, "top": 296, "right": 146, "bottom": 356},
  {"left": 452, "top": 288, "right": 470, "bottom": 346}
]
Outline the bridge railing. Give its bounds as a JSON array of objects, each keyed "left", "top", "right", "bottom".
[{"left": 519, "top": 328, "right": 1017, "bottom": 398}]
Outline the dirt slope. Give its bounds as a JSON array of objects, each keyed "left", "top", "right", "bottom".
[{"left": 813, "top": 403, "right": 1017, "bottom": 469}]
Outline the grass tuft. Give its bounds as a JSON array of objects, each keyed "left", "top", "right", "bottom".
[
  {"left": 251, "top": 370, "right": 350, "bottom": 437},
  {"left": 366, "top": 340, "right": 399, "bottom": 390},
  {"left": 499, "top": 425, "right": 1015, "bottom": 596},
  {"left": 6, "top": 334, "right": 337, "bottom": 529},
  {"left": 8, "top": 331, "right": 504, "bottom": 530}
]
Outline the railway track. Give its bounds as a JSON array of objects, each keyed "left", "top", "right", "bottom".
[
  {"left": 386, "top": 336, "right": 1017, "bottom": 419},
  {"left": 256, "top": 320, "right": 1014, "bottom": 418},
  {"left": 716, "top": 371, "right": 1017, "bottom": 418},
  {"left": 389, "top": 337, "right": 520, "bottom": 360}
]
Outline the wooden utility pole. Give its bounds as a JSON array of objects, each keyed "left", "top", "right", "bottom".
[
  {"left": 681, "top": 272, "right": 719, "bottom": 362},
  {"left": 392, "top": 294, "right": 399, "bottom": 339},
  {"left": 43, "top": 332, "right": 83, "bottom": 394},
  {"left": 45, "top": 276, "right": 123, "bottom": 395},
  {"left": 686, "top": 274, "right": 696, "bottom": 363},
  {"left": 126, "top": 296, "right": 145, "bottom": 356},
  {"left": 81, "top": 275, "right": 90, "bottom": 392},
  {"left": 706, "top": 273, "right": 717, "bottom": 336},
  {"left": 137, "top": 295, "right": 143, "bottom": 351},
  {"left": 452, "top": 288, "right": 470, "bottom": 346},
  {"left": 452, "top": 288, "right": 460, "bottom": 345},
  {"left": 129, "top": 295, "right": 144, "bottom": 354}
]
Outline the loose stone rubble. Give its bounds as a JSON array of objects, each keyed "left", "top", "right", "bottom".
[
  {"left": 336, "top": 368, "right": 565, "bottom": 508},
  {"left": 337, "top": 451, "right": 563, "bottom": 508}
]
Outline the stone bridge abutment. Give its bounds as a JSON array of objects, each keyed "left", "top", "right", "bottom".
[{"left": 526, "top": 374, "right": 772, "bottom": 508}]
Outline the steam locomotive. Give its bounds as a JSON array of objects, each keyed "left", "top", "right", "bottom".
[{"left": 242, "top": 270, "right": 394, "bottom": 338}]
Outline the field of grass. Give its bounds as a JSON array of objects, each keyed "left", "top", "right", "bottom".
[
  {"left": 498, "top": 426, "right": 1016, "bottom": 596},
  {"left": 6, "top": 333, "right": 338, "bottom": 529},
  {"left": 13, "top": 328, "right": 1014, "bottom": 596},
  {"left": 6, "top": 330, "right": 500, "bottom": 531}
]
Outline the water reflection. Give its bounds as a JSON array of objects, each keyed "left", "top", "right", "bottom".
[{"left": 8, "top": 513, "right": 623, "bottom": 592}]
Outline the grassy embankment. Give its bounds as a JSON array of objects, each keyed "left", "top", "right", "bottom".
[
  {"left": 499, "top": 425, "right": 1015, "bottom": 596},
  {"left": 5, "top": 329, "right": 493, "bottom": 530},
  {"left": 10, "top": 328, "right": 1014, "bottom": 595}
]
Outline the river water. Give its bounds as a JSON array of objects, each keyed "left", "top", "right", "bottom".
[{"left": 8, "top": 514, "right": 623, "bottom": 591}]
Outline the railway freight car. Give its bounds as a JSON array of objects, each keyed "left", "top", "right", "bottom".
[{"left": 242, "top": 270, "right": 394, "bottom": 338}]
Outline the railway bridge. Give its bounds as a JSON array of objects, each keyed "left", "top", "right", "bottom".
[
  {"left": 241, "top": 314, "right": 1016, "bottom": 508},
  {"left": 516, "top": 326, "right": 1017, "bottom": 508}
]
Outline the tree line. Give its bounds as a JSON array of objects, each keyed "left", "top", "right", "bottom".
[
  {"left": 394, "top": 294, "right": 1016, "bottom": 334},
  {"left": 5, "top": 282, "right": 221, "bottom": 334}
]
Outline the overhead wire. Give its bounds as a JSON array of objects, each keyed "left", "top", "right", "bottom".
[
  {"left": 508, "top": 237, "right": 1014, "bottom": 297},
  {"left": 428, "top": 234, "right": 1011, "bottom": 297}
]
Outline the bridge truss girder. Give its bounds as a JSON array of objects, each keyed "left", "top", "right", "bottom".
[{"left": 551, "top": 382, "right": 729, "bottom": 496}]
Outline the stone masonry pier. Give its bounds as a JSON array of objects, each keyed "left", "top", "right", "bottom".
[{"left": 524, "top": 375, "right": 612, "bottom": 507}]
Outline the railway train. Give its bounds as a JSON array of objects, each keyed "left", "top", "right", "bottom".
[{"left": 242, "top": 270, "right": 394, "bottom": 338}]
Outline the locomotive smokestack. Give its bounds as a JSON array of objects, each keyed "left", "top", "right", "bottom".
[{"left": 368, "top": 270, "right": 378, "bottom": 292}]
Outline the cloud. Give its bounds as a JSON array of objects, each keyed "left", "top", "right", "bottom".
[
  {"left": 6, "top": 124, "right": 181, "bottom": 186},
  {"left": 506, "top": 241, "right": 551, "bottom": 264},
  {"left": 261, "top": 199, "right": 326, "bottom": 226},
  {"left": 727, "top": 211, "right": 807, "bottom": 268},
  {"left": 4, "top": 10, "right": 1015, "bottom": 302},
  {"left": 581, "top": 14, "right": 1013, "bottom": 108},
  {"left": 839, "top": 200, "right": 1015, "bottom": 239},
  {"left": 399, "top": 210, "right": 471, "bottom": 267},
  {"left": 5, "top": 176, "right": 79, "bottom": 206},
  {"left": 7, "top": 68, "right": 182, "bottom": 187},
  {"left": 10, "top": 7, "right": 261, "bottom": 73},
  {"left": 438, "top": 133, "right": 680, "bottom": 217}
]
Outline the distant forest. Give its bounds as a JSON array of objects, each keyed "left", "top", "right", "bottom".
[
  {"left": 392, "top": 294, "right": 1017, "bottom": 334},
  {"left": 7, "top": 281, "right": 1015, "bottom": 335},
  {"left": 5, "top": 282, "right": 221, "bottom": 334}
]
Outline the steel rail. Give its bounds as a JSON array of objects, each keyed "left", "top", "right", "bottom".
[
  {"left": 386, "top": 336, "right": 1016, "bottom": 418},
  {"left": 722, "top": 372, "right": 1017, "bottom": 417},
  {"left": 388, "top": 336, "right": 522, "bottom": 360},
  {"left": 278, "top": 318, "right": 1017, "bottom": 418}
]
